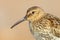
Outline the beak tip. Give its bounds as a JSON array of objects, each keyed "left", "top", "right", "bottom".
[
  {"left": 10, "top": 26, "right": 13, "bottom": 29},
  {"left": 10, "top": 27, "right": 12, "bottom": 29},
  {"left": 10, "top": 17, "right": 26, "bottom": 29}
]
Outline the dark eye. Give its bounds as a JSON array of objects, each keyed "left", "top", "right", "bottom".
[{"left": 32, "top": 11, "right": 35, "bottom": 14}]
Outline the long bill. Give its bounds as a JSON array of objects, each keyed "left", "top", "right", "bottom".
[{"left": 11, "top": 17, "right": 26, "bottom": 29}]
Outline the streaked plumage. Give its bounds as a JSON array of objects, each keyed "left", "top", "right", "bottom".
[{"left": 11, "top": 6, "right": 60, "bottom": 40}]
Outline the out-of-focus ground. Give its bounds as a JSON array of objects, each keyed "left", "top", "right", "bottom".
[{"left": 0, "top": 0, "right": 60, "bottom": 40}]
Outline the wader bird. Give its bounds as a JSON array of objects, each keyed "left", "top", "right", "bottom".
[{"left": 11, "top": 6, "right": 60, "bottom": 40}]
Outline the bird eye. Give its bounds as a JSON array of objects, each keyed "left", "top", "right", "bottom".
[{"left": 32, "top": 11, "right": 35, "bottom": 14}]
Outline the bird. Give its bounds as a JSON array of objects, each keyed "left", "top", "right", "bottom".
[{"left": 11, "top": 6, "right": 60, "bottom": 40}]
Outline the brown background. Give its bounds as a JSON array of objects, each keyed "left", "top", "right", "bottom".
[{"left": 0, "top": 0, "right": 60, "bottom": 40}]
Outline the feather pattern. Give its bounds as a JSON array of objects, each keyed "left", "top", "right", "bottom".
[{"left": 29, "top": 13, "right": 60, "bottom": 40}]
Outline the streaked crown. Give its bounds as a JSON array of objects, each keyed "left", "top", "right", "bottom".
[{"left": 26, "top": 6, "right": 45, "bottom": 22}]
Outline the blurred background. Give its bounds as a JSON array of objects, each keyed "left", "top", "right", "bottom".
[{"left": 0, "top": 0, "right": 60, "bottom": 40}]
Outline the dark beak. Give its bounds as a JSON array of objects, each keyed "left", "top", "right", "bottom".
[{"left": 11, "top": 16, "right": 26, "bottom": 29}]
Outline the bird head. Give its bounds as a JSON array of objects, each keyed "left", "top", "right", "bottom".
[
  {"left": 11, "top": 6, "right": 45, "bottom": 29},
  {"left": 26, "top": 6, "right": 45, "bottom": 22}
]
